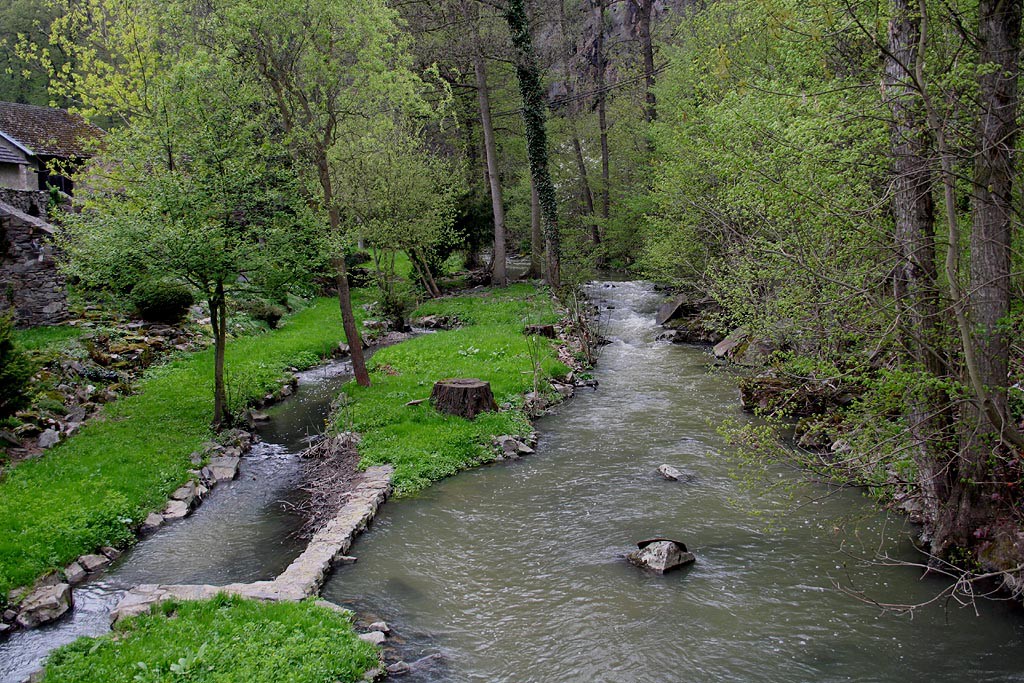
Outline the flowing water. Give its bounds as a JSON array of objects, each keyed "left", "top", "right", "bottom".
[
  {"left": 4, "top": 283, "right": 1023, "bottom": 682},
  {"left": 0, "top": 361, "right": 354, "bottom": 683},
  {"left": 322, "top": 281, "right": 1024, "bottom": 683}
]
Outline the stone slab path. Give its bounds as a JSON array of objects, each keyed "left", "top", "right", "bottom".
[{"left": 111, "top": 465, "right": 393, "bottom": 623}]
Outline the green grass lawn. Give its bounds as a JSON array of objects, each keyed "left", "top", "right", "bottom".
[
  {"left": 343, "top": 284, "right": 568, "bottom": 495},
  {"left": 0, "top": 297, "right": 362, "bottom": 600},
  {"left": 42, "top": 596, "right": 378, "bottom": 683},
  {"left": 12, "top": 325, "right": 86, "bottom": 353}
]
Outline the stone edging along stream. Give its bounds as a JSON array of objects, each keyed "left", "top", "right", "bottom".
[
  {"left": 110, "top": 465, "right": 394, "bottom": 623},
  {"left": 4, "top": 368, "right": 312, "bottom": 635}
]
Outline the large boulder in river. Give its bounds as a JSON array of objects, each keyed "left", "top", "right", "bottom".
[
  {"left": 627, "top": 539, "right": 695, "bottom": 574},
  {"left": 656, "top": 295, "right": 693, "bottom": 326}
]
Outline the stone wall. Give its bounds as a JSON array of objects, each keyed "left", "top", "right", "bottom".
[
  {"left": 0, "top": 189, "right": 48, "bottom": 217},
  {"left": 0, "top": 197, "right": 67, "bottom": 326}
]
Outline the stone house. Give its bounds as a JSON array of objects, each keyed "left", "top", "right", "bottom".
[
  {"left": 0, "top": 190, "right": 67, "bottom": 325},
  {"left": 0, "top": 101, "right": 104, "bottom": 196}
]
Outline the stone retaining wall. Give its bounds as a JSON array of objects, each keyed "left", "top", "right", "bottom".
[
  {"left": 111, "top": 465, "right": 393, "bottom": 623},
  {"left": 0, "top": 195, "right": 67, "bottom": 326}
]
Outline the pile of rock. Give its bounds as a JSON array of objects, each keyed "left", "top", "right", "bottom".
[{"left": 492, "top": 433, "right": 537, "bottom": 461}]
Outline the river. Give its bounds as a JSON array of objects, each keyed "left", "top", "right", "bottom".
[
  {"left": 321, "top": 281, "right": 1024, "bottom": 682},
  {"left": 2, "top": 281, "right": 1023, "bottom": 682}
]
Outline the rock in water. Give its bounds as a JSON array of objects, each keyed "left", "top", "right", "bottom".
[
  {"left": 15, "top": 583, "right": 72, "bottom": 629},
  {"left": 657, "top": 464, "right": 684, "bottom": 481},
  {"left": 655, "top": 295, "right": 695, "bottom": 326},
  {"left": 627, "top": 539, "right": 695, "bottom": 574}
]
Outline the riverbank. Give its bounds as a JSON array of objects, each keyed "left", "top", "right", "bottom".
[
  {"left": 40, "top": 596, "right": 378, "bottom": 683},
  {"left": 8, "top": 282, "right": 582, "bottom": 682},
  {"left": 0, "top": 296, "right": 365, "bottom": 605},
  {"left": 343, "top": 283, "right": 570, "bottom": 495}
]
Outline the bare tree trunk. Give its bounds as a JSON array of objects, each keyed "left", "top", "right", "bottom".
[
  {"left": 559, "top": 0, "right": 600, "bottom": 253},
  {"left": 632, "top": 0, "right": 657, "bottom": 123},
  {"left": 505, "top": 0, "right": 560, "bottom": 288},
  {"left": 884, "top": 0, "right": 951, "bottom": 549},
  {"left": 528, "top": 177, "right": 544, "bottom": 278},
  {"left": 593, "top": 0, "right": 610, "bottom": 222},
  {"left": 319, "top": 160, "right": 370, "bottom": 387},
  {"left": 473, "top": 45, "right": 507, "bottom": 287},
  {"left": 209, "top": 283, "right": 228, "bottom": 428}
]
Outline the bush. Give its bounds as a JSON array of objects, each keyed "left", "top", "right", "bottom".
[
  {"left": 0, "top": 313, "right": 34, "bottom": 419},
  {"left": 131, "top": 279, "right": 194, "bottom": 323},
  {"left": 245, "top": 300, "right": 286, "bottom": 329}
]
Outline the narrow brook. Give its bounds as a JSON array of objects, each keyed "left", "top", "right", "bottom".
[
  {"left": 0, "top": 361, "right": 355, "bottom": 683},
  {"left": 322, "top": 281, "right": 1024, "bottom": 683}
]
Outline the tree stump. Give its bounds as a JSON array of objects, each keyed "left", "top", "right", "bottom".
[
  {"left": 523, "top": 324, "right": 556, "bottom": 338},
  {"left": 430, "top": 378, "right": 498, "bottom": 419}
]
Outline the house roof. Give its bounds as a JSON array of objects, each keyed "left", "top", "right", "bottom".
[{"left": 0, "top": 101, "right": 104, "bottom": 159}]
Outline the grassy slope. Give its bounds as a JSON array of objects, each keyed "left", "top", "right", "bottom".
[
  {"left": 11, "top": 325, "right": 85, "bottom": 352},
  {"left": 344, "top": 284, "right": 568, "bottom": 495},
  {"left": 0, "top": 297, "right": 360, "bottom": 598},
  {"left": 42, "top": 596, "right": 378, "bottom": 683}
]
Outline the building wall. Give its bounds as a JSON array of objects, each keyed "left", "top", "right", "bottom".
[
  {"left": 0, "top": 138, "right": 33, "bottom": 191},
  {"left": 0, "top": 197, "right": 67, "bottom": 326}
]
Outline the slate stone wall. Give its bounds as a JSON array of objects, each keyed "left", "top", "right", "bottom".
[{"left": 0, "top": 194, "right": 67, "bottom": 326}]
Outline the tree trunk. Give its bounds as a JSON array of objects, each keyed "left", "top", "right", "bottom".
[
  {"left": 934, "top": 0, "right": 1024, "bottom": 556},
  {"left": 572, "top": 133, "right": 600, "bottom": 249},
  {"left": 884, "top": 0, "right": 951, "bottom": 550},
  {"left": 559, "top": 0, "right": 600, "bottom": 253},
  {"left": 319, "top": 159, "right": 370, "bottom": 387},
  {"left": 505, "top": 0, "right": 560, "bottom": 288},
  {"left": 632, "top": 0, "right": 657, "bottom": 123},
  {"left": 593, "top": 0, "right": 610, "bottom": 222},
  {"left": 430, "top": 378, "right": 498, "bottom": 419},
  {"left": 529, "top": 177, "right": 544, "bottom": 278},
  {"left": 209, "top": 283, "right": 227, "bottom": 428},
  {"left": 473, "top": 45, "right": 507, "bottom": 287}
]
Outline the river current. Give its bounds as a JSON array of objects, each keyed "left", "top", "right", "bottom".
[
  {"left": 322, "top": 281, "right": 1024, "bottom": 682},
  {"left": 2, "top": 281, "right": 1022, "bottom": 682}
]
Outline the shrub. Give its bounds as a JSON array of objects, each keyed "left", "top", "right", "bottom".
[
  {"left": 0, "top": 313, "right": 34, "bottom": 419},
  {"left": 131, "top": 279, "right": 194, "bottom": 323},
  {"left": 245, "top": 300, "right": 286, "bottom": 329}
]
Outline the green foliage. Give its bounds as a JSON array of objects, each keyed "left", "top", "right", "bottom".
[
  {"left": 0, "top": 313, "right": 34, "bottom": 419},
  {"left": 241, "top": 299, "right": 287, "bottom": 330},
  {"left": 43, "top": 596, "right": 378, "bottom": 683},
  {"left": 130, "top": 279, "right": 194, "bottom": 324},
  {"left": 0, "top": 297, "right": 364, "bottom": 599},
  {"left": 342, "top": 284, "right": 566, "bottom": 494}
]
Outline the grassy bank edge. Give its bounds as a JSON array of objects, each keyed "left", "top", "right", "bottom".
[
  {"left": 340, "top": 283, "right": 574, "bottom": 495},
  {"left": 0, "top": 296, "right": 363, "bottom": 601},
  {"left": 40, "top": 595, "right": 379, "bottom": 683}
]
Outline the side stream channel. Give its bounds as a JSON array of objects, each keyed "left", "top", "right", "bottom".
[
  {"left": 322, "top": 281, "right": 1024, "bottom": 683},
  {"left": 0, "top": 360, "right": 357, "bottom": 683}
]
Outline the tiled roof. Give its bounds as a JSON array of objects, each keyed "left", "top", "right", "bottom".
[{"left": 0, "top": 101, "right": 104, "bottom": 158}]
